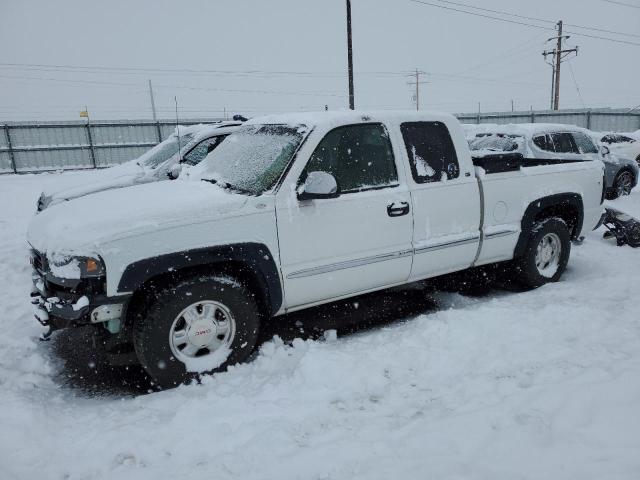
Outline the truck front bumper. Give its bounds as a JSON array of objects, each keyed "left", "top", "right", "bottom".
[{"left": 31, "top": 268, "right": 129, "bottom": 332}]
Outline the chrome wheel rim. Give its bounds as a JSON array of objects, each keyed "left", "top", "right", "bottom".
[
  {"left": 535, "top": 232, "right": 561, "bottom": 278},
  {"left": 169, "top": 300, "right": 236, "bottom": 365},
  {"left": 616, "top": 171, "right": 633, "bottom": 196}
]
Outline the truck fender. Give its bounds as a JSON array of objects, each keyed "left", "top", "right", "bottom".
[
  {"left": 117, "top": 243, "right": 282, "bottom": 316},
  {"left": 513, "top": 193, "right": 584, "bottom": 258}
]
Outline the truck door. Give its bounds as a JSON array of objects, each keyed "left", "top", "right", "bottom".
[
  {"left": 275, "top": 123, "right": 414, "bottom": 309},
  {"left": 399, "top": 121, "right": 481, "bottom": 280}
]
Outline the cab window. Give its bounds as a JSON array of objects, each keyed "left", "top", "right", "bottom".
[
  {"left": 302, "top": 123, "right": 398, "bottom": 193},
  {"left": 400, "top": 121, "right": 460, "bottom": 183}
]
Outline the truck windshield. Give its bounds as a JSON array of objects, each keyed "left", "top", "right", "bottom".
[
  {"left": 469, "top": 134, "right": 522, "bottom": 153},
  {"left": 195, "top": 124, "right": 306, "bottom": 195},
  {"left": 137, "top": 133, "right": 195, "bottom": 169}
]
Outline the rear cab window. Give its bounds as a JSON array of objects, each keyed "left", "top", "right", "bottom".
[{"left": 400, "top": 121, "right": 460, "bottom": 183}]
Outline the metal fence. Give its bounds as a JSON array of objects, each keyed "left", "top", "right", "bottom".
[
  {"left": 455, "top": 107, "right": 640, "bottom": 132},
  {"left": 2, "top": 109, "right": 639, "bottom": 174},
  {"left": 0, "top": 118, "right": 223, "bottom": 174}
]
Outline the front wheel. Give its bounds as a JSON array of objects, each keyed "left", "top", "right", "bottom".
[
  {"left": 512, "top": 217, "right": 571, "bottom": 289},
  {"left": 132, "top": 274, "right": 261, "bottom": 389}
]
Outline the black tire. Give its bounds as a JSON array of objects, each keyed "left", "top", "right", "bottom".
[
  {"left": 132, "top": 274, "right": 261, "bottom": 389},
  {"left": 607, "top": 170, "right": 635, "bottom": 199},
  {"left": 512, "top": 217, "right": 571, "bottom": 289}
]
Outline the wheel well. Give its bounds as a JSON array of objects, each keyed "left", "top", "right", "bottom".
[
  {"left": 533, "top": 204, "right": 580, "bottom": 237},
  {"left": 124, "top": 261, "right": 271, "bottom": 329},
  {"left": 513, "top": 193, "right": 584, "bottom": 258}
]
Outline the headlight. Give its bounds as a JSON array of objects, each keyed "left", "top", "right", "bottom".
[{"left": 49, "top": 253, "right": 105, "bottom": 278}]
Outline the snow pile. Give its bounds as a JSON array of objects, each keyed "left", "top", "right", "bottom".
[{"left": 1, "top": 171, "right": 640, "bottom": 479}]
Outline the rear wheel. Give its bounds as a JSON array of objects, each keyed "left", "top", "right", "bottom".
[
  {"left": 132, "top": 274, "right": 261, "bottom": 389},
  {"left": 512, "top": 217, "right": 571, "bottom": 289}
]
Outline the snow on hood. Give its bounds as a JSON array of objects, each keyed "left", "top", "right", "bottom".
[
  {"left": 41, "top": 161, "right": 145, "bottom": 207},
  {"left": 28, "top": 179, "right": 247, "bottom": 255}
]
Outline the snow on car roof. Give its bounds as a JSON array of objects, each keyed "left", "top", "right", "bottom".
[
  {"left": 466, "top": 122, "right": 597, "bottom": 138},
  {"left": 245, "top": 110, "right": 457, "bottom": 129}
]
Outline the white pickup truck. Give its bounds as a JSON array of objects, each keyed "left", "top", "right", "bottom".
[{"left": 27, "top": 111, "right": 605, "bottom": 388}]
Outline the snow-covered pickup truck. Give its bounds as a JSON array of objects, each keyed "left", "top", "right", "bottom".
[{"left": 27, "top": 111, "right": 605, "bottom": 388}]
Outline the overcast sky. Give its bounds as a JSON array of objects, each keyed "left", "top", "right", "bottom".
[{"left": 0, "top": 0, "right": 638, "bottom": 121}]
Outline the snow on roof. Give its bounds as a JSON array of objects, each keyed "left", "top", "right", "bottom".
[
  {"left": 466, "top": 122, "right": 595, "bottom": 138},
  {"left": 245, "top": 110, "right": 457, "bottom": 129}
]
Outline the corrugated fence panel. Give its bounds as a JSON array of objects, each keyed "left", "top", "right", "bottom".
[
  {"left": 590, "top": 114, "right": 640, "bottom": 133},
  {"left": 10, "top": 126, "right": 88, "bottom": 147},
  {"left": 94, "top": 146, "right": 151, "bottom": 168},
  {"left": 0, "top": 152, "right": 12, "bottom": 173},
  {"left": 92, "top": 124, "right": 158, "bottom": 145},
  {"left": 14, "top": 148, "right": 93, "bottom": 172}
]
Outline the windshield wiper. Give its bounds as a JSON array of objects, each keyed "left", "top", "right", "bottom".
[{"left": 201, "top": 178, "right": 253, "bottom": 195}]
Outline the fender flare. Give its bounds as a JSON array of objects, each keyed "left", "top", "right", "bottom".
[
  {"left": 513, "top": 193, "right": 584, "bottom": 258},
  {"left": 117, "top": 243, "right": 282, "bottom": 316}
]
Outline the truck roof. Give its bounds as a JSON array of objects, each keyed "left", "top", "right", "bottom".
[{"left": 246, "top": 110, "right": 458, "bottom": 129}]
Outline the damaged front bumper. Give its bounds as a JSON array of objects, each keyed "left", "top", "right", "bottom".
[{"left": 30, "top": 252, "right": 129, "bottom": 334}]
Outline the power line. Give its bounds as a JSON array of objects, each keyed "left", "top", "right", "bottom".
[
  {"left": 0, "top": 74, "right": 347, "bottom": 98},
  {"left": 602, "top": 0, "right": 640, "bottom": 9},
  {"left": 409, "top": 0, "right": 640, "bottom": 46},
  {"left": 432, "top": 0, "right": 640, "bottom": 38}
]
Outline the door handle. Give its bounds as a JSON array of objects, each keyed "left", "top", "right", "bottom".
[{"left": 387, "top": 201, "right": 410, "bottom": 217}]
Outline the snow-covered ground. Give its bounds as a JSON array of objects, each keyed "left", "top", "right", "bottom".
[{"left": 1, "top": 170, "right": 639, "bottom": 480}]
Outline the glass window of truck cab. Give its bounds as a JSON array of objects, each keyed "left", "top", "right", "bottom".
[
  {"left": 400, "top": 121, "right": 460, "bottom": 183},
  {"left": 301, "top": 123, "right": 398, "bottom": 193}
]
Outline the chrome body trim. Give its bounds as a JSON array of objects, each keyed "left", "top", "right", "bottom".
[
  {"left": 286, "top": 249, "right": 413, "bottom": 279},
  {"left": 484, "top": 229, "right": 519, "bottom": 240},
  {"left": 413, "top": 234, "right": 481, "bottom": 254}
]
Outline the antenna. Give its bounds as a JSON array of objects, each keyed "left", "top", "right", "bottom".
[{"left": 174, "top": 96, "right": 181, "bottom": 153}]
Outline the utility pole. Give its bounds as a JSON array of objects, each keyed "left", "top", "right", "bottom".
[
  {"left": 148, "top": 79, "right": 157, "bottom": 121},
  {"left": 407, "top": 69, "right": 428, "bottom": 111},
  {"left": 542, "top": 20, "right": 578, "bottom": 110},
  {"left": 346, "top": 0, "right": 355, "bottom": 110}
]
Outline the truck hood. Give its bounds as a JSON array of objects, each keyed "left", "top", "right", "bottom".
[
  {"left": 28, "top": 179, "right": 249, "bottom": 255},
  {"left": 39, "top": 161, "right": 146, "bottom": 210}
]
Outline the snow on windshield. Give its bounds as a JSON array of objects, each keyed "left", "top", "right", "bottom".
[
  {"left": 190, "top": 124, "right": 305, "bottom": 195},
  {"left": 469, "top": 134, "right": 523, "bottom": 153}
]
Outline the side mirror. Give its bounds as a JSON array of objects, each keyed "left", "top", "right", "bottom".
[
  {"left": 297, "top": 171, "right": 339, "bottom": 200},
  {"left": 167, "top": 164, "right": 183, "bottom": 180}
]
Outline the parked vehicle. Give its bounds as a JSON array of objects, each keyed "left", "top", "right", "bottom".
[
  {"left": 28, "top": 111, "right": 605, "bottom": 388},
  {"left": 468, "top": 123, "right": 638, "bottom": 199},
  {"left": 599, "top": 133, "right": 640, "bottom": 167},
  {"left": 36, "top": 121, "right": 242, "bottom": 211}
]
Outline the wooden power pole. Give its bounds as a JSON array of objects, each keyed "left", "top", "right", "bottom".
[
  {"left": 346, "top": 0, "right": 355, "bottom": 110},
  {"left": 543, "top": 20, "right": 578, "bottom": 110},
  {"left": 407, "top": 69, "right": 428, "bottom": 111}
]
